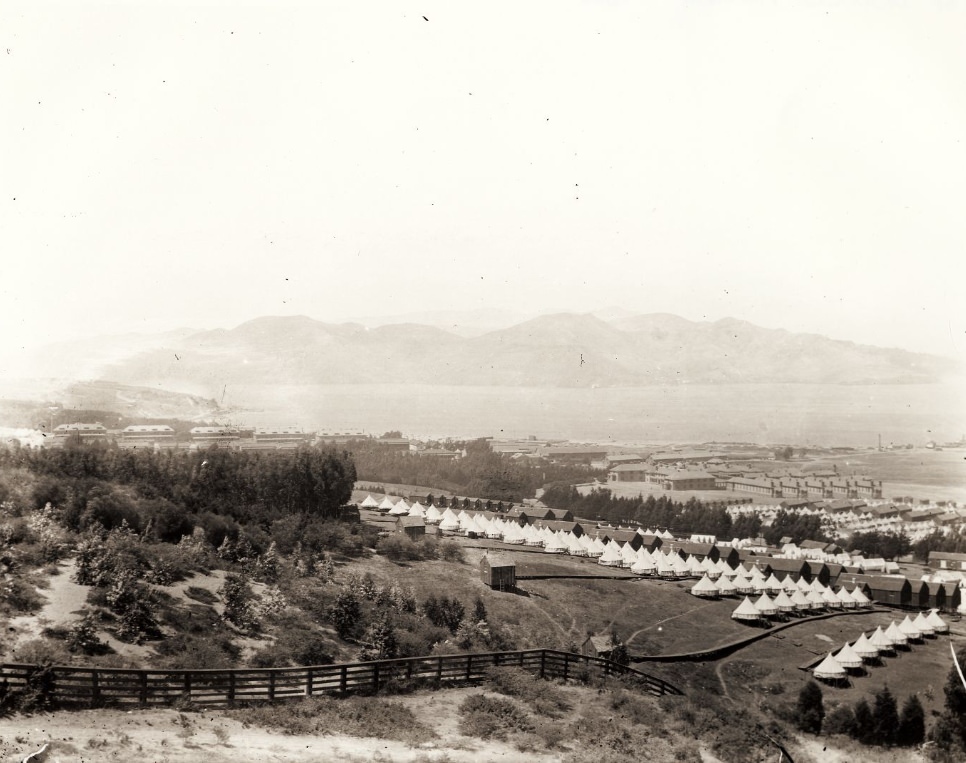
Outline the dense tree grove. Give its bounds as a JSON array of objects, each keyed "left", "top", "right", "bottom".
[
  {"left": 0, "top": 441, "right": 356, "bottom": 548},
  {"left": 761, "top": 510, "right": 830, "bottom": 547},
  {"left": 540, "top": 485, "right": 736, "bottom": 537},
  {"left": 913, "top": 528, "right": 966, "bottom": 563},
  {"left": 349, "top": 438, "right": 600, "bottom": 502},
  {"left": 846, "top": 530, "right": 912, "bottom": 561}
]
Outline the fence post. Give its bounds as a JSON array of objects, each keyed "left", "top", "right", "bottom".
[
  {"left": 436, "top": 657, "right": 443, "bottom": 683},
  {"left": 373, "top": 663, "right": 380, "bottom": 693},
  {"left": 563, "top": 653, "right": 569, "bottom": 682},
  {"left": 519, "top": 652, "right": 524, "bottom": 667},
  {"left": 184, "top": 672, "right": 192, "bottom": 700},
  {"left": 406, "top": 661, "right": 413, "bottom": 680},
  {"left": 91, "top": 670, "right": 100, "bottom": 707},
  {"left": 340, "top": 666, "right": 347, "bottom": 695},
  {"left": 305, "top": 668, "right": 313, "bottom": 697},
  {"left": 228, "top": 672, "right": 236, "bottom": 706},
  {"left": 139, "top": 672, "right": 148, "bottom": 708},
  {"left": 268, "top": 671, "right": 276, "bottom": 702},
  {"left": 539, "top": 652, "right": 546, "bottom": 679}
]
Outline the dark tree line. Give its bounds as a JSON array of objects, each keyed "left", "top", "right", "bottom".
[
  {"left": 846, "top": 530, "right": 912, "bottom": 561},
  {"left": 349, "top": 438, "right": 600, "bottom": 502},
  {"left": 540, "top": 485, "right": 739, "bottom": 537},
  {"left": 762, "top": 510, "right": 831, "bottom": 547}
]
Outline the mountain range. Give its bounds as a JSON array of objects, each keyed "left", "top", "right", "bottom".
[{"left": 36, "top": 311, "right": 954, "bottom": 391}]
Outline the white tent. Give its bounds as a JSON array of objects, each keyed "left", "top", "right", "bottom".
[
  {"left": 598, "top": 542, "right": 624, "bottom": 567},
  {"left": 851, "top": 632, "right": 879, "bottom": 660},
  {"left": 702, "top": 556, "right": 722, "bottom": 580},
  {"left": 763, "top": 573, "right": 784, "bottom": 594},
  {"left": 926, "top": 609, "right": 949, "bottom": 634},
  {"left": 424, "top": 504, "right": 442, "bottom": 525},
  {"left": 885, "top": 621, "right": 908, "bottom": 647},
  {"left": 715, "top": 575, "right": 738, "bottom": 596},
  {"left": 806, "top": 590, "right": 826, "bottom": 609},
  {"left": 620, "top": 543, "right": 639, "bottom": 568},
  {"left": 631, "top": 554, "right": 656, "bottom": 576},
  {"left": 748, "top": 565, "right": 766, "bottom": 582},
  {"left": 869, "top": 626, "right": 895, "bottom": 651},
  {"left": 734, "top": 573, "right": 756, "bottom": 595},
  {"left": 566, "top": 534, "right": 587, "bottom": 556},
  {"left": 812, "top": 652, "right": 847, "bottom": 680},
  {"left": 587, "top": 536, "right": 606, "bottom": 558},
  {"left": 822, "top": 589, "right": 842, "bottom": 608},
  {"left": 407, "top": 502, "right": 426, "bottom": 518},
  {"left": 438, "top": 514, "right": 460, "bottom": 532},
  {"left": 717, "top": 558, "right": 736, "bottom": 578},
  {"left": 670, "top": 553, "right": 691, "bottom": 579},
  {"left": 810, "top": 579, "right": 826, "bottom": 594},
  {"left": 686, "top": 555, "right": 705, "bottom": 577},
  {"left": 754, "top": 593, "right": 778, "bottom": 617},
  {"left": 790, "top": 589, "right": 811, "bottom": 611},
  {"left": 796, "top": 577, "right": 813, "bottom": 593},
  {"left": 836, "top": 588, "right": 857, "bottom": 609},
  {"left": 360, "top": 494, "right": 380, "bottom": 509},
  {"left": 378, "top": 497, "right": 396, "bottom": 512},
  {"left": 523, "top": 525, "right": 543, "bottom": 547},
  {"left": 691, "top": 575, "right": 720, "bottom": 598},
  {"left": 772, "top": 589, "right": 796, "bottom": 613},
  {"left": 732, "top": 597, "right": 762, "bottom": 622},
  {"left": 389, "top": 499, "right": 411, "bottom": 516},
  {"left": 485, "top": 518, "right": 504, "bottom": 539},
  {"left": 544, "top": 534, "right": 567, "bottom": 554},
  {"left": 912, "top": 612, "right": 935, "bottom": 637},
  {"left": 898, "top": 616, "right": 922, "bottom": 641},
  {"left": 578, "top": 533, "right": 596, "bottom": 554},
  {"left": 781, "top": 577, "right": 799, "bottom": 594},
  {"left": 850, "top": 587, "right": 871, "bottom": 607},
  {"left": 502, "top": 522, "right": 525, "bottom": 544},
  {"left": 655, "top": 553, "right": 677, "bottom": 579},
  {"left": 835, "top": 642, "right": 864, "bottom": 669},
  {"left": 439, "top": 507, "right": 458, "bottom": 523}
]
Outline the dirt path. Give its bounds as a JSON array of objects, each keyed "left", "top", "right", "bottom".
[
  {"left": 5, "top": 560, "right": 87, "bottom": 656},
  {"left": 0, "top": 690, "right": 562, "bottom": 763},
  {"left": 624, "top": 601, "right": 717, "bottom": 646}
]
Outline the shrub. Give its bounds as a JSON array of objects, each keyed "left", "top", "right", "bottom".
[
  {"left": 458, "top": 694, "right": 534, "bottom": 740},
  {"left": 486, "top": 667, "right": 571, "bottom": 718},
  {"left": 823, "top": 704, "right": 856, "bottom": 736},
  {"left": 796, "top": 681, "right": 824, "bottom": 734}
]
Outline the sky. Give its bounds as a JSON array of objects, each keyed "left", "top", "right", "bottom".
[{"left": 3, "top": 1, "right": 966, "bottom": 365}]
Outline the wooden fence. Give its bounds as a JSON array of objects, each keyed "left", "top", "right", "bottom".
[{"left": 0, "top": 649, "right": 681, "bottom": 709}]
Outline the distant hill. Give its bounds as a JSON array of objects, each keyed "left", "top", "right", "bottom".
[{"left": 81, "top": 312, "right": 958, "bottom": 390}]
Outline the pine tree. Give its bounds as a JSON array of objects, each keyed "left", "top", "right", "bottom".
[
  {"left": 896, "top": 694, "right": 925, "bottom": 747},
  {"left": 873, "top": 686, "right": 899, "bottom": 746},
  {"left": 331, "top": 587, "right": 362, "bottom": 640},
  {"left": 852, "top": 698, "right": 875, "bottom": 745},
  {"left": 796, "top": 681, "right": 825, "bottom": 734}
]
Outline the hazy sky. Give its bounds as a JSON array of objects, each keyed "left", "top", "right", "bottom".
[{"left": 3, "top": 1, "right": 965, "bottom": 362}]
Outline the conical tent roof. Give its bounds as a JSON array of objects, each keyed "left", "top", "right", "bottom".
[
  {"left": 898, "top": 616, "right": 921, "bottom": 640},
  {"left": 813, "top": 652, "right": 847, "bottom": 679},
  {"left": 836, "top": 588, "right": 856, "bottom": 607},
  {"left": 486, "top": 518, "right": 504, "bottom": 538},
  {"left": 797, "top": 577, "right": 813, "bottom": 593},
  {"left": 589, "top": 536, "right": 606, "bottom": 556},
  {"left": 701, "top": 556, "right": 722, "bottom": 579},
  {"left": 378, "top": 497, "right": 396, "bottom": 511},
  {"left": 691, "top": 575, "right": 720, "bottom": 597},
  {"left": 754, "top": 593, "right": 778, "bottom": 616},
  {"left": 670, "top": 553, "right": 691, "bottom": 577},
  {"left": 578, "top": 533, "right": 596, "bottom": 552},
  {"left": 810, "top": 579, "right": 826, "bottom": 594},
  {"left": 926, "top": 609, "right": 949, "bottom": 633},
  {"left": 822, "top": 589, "right": 842, "bottom": 607},
  {"left": 717, "top": 558, "right": 735, "bottom": 577},
  {"left": 885, "top": 621, "right": 908, "bottom": 645},
  {"left": 869, "top": 626, "right": 895, "bottom": 650},
  {"left": 631, "top": 554, "right": 656, "bottom": 575},
  {"left": 850, "top": 587, "right": 871, "bottom": 606},
  {"left": 567, "top": 534, "right": 587, "bottom": 556},
  {"left": 424, "top": 504, "right": 442, "bottom": 524},
  {"left": 361, "top": 495, "right": 380, "bottom": 508},
  {"left": 620, "top": 544, "right": 638, "bottom": 566},
  {"left": 835, "top": 642, "right": 863, "bottom": 669},
  {"left": 598, "top": 542, "right": 623, "bottom": 566},
  {"left": 851, "top": 632, "right": 879, "bottom": 658},
  {"left": 913, "top": 612, "right": 935, "bottom": 637},
  {"left": 748, "top": 565, "right": 766, "bottom": 581},
  {"left": 407, "top": 502, "right": 426, "bottom": 518},
  {"left": 544, "top": 533, "right": 567, "bottom": 553},
  {"left": 715, "top": 575, "right": 738, "bottom": 595},
  {"left": 732, "top": 597, "right": 762, "bottom": 621},
  {"left": 502, "top": 522, "right": 524, "bottom": 544},
  {"left": 773, "top": 590, "right": 796, "bottom": 612},
  {"left": 791, "top": 590, "right": 811, "bottom": 610},
  {"left": 438, "top": 514, "right": 460, "bottom": 531},
  {"left": 806, "top": 590, "right": 826, "bottom": 609},
  {"left": 782, "top": 577, "right": 799, "bottom": 594},
  {"left": 655, "top": 553, "right": 677, "bottom": 578},
  {"left": 764, "top": 573, "right": 784, "bottom": 593},
  {"left": 523, "top": 524, "right": 543, "bottom": 546},
  {"left": 687, "top": 555, "right": 705, "bottom": 576},
  {"left": 440, "top": 507, "right": 458, "bottom": 522}
]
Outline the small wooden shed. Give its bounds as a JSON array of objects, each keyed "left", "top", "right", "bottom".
[
  {"left": 395, "top": 516, "right": 426, "bottom": 540},
  {"left": 480, "top": 552, "right": 516, "bottom": 591}
]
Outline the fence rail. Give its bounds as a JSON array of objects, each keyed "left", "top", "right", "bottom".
[{"left": 0, "top": 649, "right": 681, "bottom": 709}]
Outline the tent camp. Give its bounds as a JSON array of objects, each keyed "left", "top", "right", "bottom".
[
  {"left": 754, "top": 593, "right": 778, "bottom": 617},
  {"left": 869, "top": 626, "right": 895, "bottom": 652},
  {"left": 885, "top": 621, "right": 908, "bottom": 647},
  {"left": 913, "top": 612, "right": 935, "bottom": 637},
  {"left": 926, "top": 609, "right": 949, "bottom": 634},
  {"left": 715, "top": 575, "right": 738, "bottom": 597},
  {"left": 835, "top": 642, "right": 863, "bottom": 669},
  {"left": 898, "top": 616, "right": 922, "bottom": 641},
  {"left": 851, "top": 633, "right": 879, "bottom": 660}
]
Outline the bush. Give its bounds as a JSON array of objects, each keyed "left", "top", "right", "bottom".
[
  {"left": 458, "top": 693, "right": 534, "bottom": 740},
  {"left": 796, "top": 681, "right": 824, "bottom": 734},
  {"left": 486, "top": 667, "right": 571, "bottom": 718},
  {"left": 823, "top": 704, "right": 856, "bottom": 736}
]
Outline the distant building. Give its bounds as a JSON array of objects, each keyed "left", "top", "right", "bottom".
[
  {"left": 608, "top": 464, "right": 649, "bottom": 482},
  {"left": 536, "top": 445, "right": 609, "bottom": 462},
  {"left": 253, "top": 427, "right": 313, "bottom": 444},
  {"left": 374, "top": 437, "right": 412, "bottom": 452},
  {"left": 53, "top": 423, "right": 108, "bottom": 441},
  {"left": 119, "top": 424, "right": 176, "bottom": 444},
  {"left": 661, "top": 471, "right": 717, "bottom": 491},
  {"left": 581, "top": 634, "right": 617, "bottom": 660},
  {"left": 929, "top": 551, "right": 966, "bottom": 571}
]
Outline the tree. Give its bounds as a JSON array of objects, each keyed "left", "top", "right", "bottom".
[
  {"left": 823, "top": 704, "right": 856, "bottom": 736},
  {"left": 852, "top": 698, "right": 875, "bottom": 745},
  {"left": 330, "top": 587, "right": 362, "bottom": 640},
  {"left": 872, "top": 686, "right": 899, "bottom": 746},
  {"left": 358, "top": 615, "right": 398, "bottom": 661},
  {"left": 896, "top": 694, "right": 925, "bottom": 747},
  {"left": 796, "top": 681, "right": 824, "bottom": 734},
  {"left": 938, "top": 646, "right": 966, "bottom": 750}
]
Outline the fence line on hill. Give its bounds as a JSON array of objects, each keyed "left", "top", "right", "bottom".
[{"left": 0, "top": 649, "right": 681, "bottom": 709}]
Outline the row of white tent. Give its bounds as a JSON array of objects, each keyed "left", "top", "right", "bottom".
[
  {"left": 812, "top": 611, "right": 951, "bottom": 680},
  {"left": 705, "top": 570, "right": 872, "bottom": 608}
]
